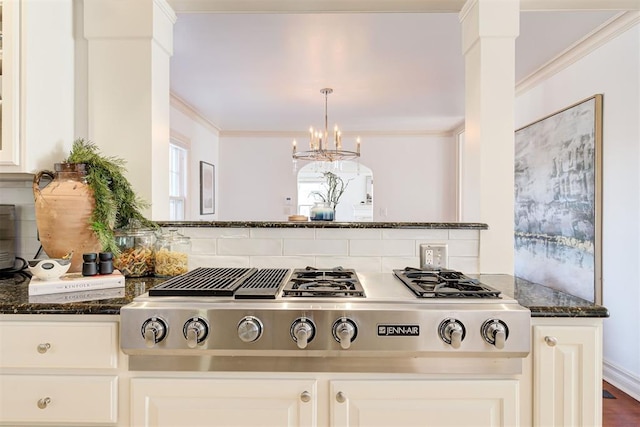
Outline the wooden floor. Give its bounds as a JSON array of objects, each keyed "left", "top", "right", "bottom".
[{"left": 603, "top": 380, "right": 640, "bottom": 426}]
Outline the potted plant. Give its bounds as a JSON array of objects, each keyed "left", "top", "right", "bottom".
[
  {"left": 64, "top": 138, "right": 157, "bottom": 253},
  {"left": 309, "top": 171, "right": 349, "bottom": 221}
]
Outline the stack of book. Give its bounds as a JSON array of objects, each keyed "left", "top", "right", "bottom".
[{"left": 28, "top": 270, "right": 125, "bottom": 296}]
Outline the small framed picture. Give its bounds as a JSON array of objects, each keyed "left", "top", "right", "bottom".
[{"left": 199, "top": 161, "right": 215, "bottom": 215}]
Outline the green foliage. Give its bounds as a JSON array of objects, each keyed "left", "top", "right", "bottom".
[
  {"left": 65, "top": 138, "right": 157, "bottom": 253},
  {"left": 311, "top": 171, "right": 349, "bottom": 210}
]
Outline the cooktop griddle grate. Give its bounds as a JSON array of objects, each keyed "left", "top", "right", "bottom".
[
  {"left": 234, "top": 268, "right": 290, "bottom": 299},
  {"left": 149, "top": 267, "right": 257, "bottom": 296}
]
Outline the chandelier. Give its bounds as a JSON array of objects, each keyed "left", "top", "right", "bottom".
[{"left": 292, "top": 88, "right": 361, "bottom": 163}]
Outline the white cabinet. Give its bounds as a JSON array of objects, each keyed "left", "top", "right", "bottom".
[
  {"left": 0, "top": 0, "right": 21, "bottom": 168},
  {"left": 330, "top": 380, "right": 519, "bottom": 427},
  {"left": 129, "top": 377, "right": 519, "bottom": 427},
  {"left": 532, "top": 318, "right": 602, "bottom": 427},
  {"left": 0, "top": 315, "right": 121, "bottom": 426},
  {"left": 130, "top": 378, "right": 317, "bottom": 427}
]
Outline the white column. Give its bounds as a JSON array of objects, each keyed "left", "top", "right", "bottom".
[
  {"left": 83, "top": 0, "right": 176, "bottom": 220},
  {"left": 460, "top": 0, "right": 519, "bottom": 273}
]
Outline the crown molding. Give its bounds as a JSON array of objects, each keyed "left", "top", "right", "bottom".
[
  {"left": 516, "top": 11, "right": 640, "bottom": 95},
  {"left": 170, "top": 92, "right": 220, "bottom": 134},
  {"left": 219, "top": 129, "right": 456, "bottom": 138}
]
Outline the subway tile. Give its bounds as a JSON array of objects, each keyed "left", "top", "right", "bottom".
[
  {"left": 250, "top": 228, "right": 315, "bottom": 239},
  {"left": 16, "top": 204, "right": 36, "bottom": 221},
  {"left": 315, "top": 228, "right": 382, "bottom": 240},
  {"left": 189, "top": 255, "right": 250, "bottom": 269},
  {"left": 250, "top": 256, "right": 315, "bottom": 269},
  {"left": 190, "top": 238, "right": 217, "bottom": 255},
  {"left": 349, "top": 239, "right": 414, "bottom": 257},
  {"left": 381, "top": 256, "right": 421, "bottom": 271},
  {"left": 448, "top": 239, "right": 480, "bottom": 257},
  {"left": 218, "top": 238, "right": 283, "bottom": 256},
  {"left": 382, "top": 229, "right": 449, "bottom": 240},
  {"left": 315, "top": 256, "right": 382, "bottom": 272},
  {"left": 448, "top": 229, "right": 480, "bottom": 240},
  {"left": 284, "top": 239, "right": 348, "bottom": 256},
  {"left": 178, "top": 227, "right": 249, "bottom": 239},
  {"left": 448, "top": 257, "right": 479, "bottom": 274},
  {"left": 17, "top": 220, "right": 38, "bottom": 239}
]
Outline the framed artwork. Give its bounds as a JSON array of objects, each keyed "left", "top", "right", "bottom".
[
  {"left": 514, "top": 94, "right": 603, "bottom": 304},
  {"left": 199, "top": 161, "right": 215, "bottom": 215}
]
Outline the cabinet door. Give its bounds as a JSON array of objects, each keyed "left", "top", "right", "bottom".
[
  {"left": 131, "top": 378, "right": 317, "bottom": 427},
  {"left": 533, "top": 325, "right": 601, "bottom": 427},
  {"left": 331, "top": 379, "right": 519, "bottom": 427}
]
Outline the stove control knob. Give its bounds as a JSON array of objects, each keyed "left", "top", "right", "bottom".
[
  {"left": 438, "top": 318, "right": 466, "bottom": 349},
  {"left": 332, "top": 318, "right": 357, "bottom": 350},
  {"left": 481, "top": 319, "right": 509, "bottom": 349},
  {"left": 141, "top": 317, "right": 168, "bottom": 348},
  {"left": 183, "top": 317, "right": 209, "bottom": 348},
  {"left": 238, "top": 316, "right": 263, "bottom": 343},
  {"left": 290, "top": 318, "right": 315, "bottom": 349}
]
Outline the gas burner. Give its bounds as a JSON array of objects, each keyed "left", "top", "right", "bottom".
[
  {"left": 282, "top": 267, "right": 365, "bottom": 297},
  {"left": 394, "top": 267, "right": 501, "bottom": 299}
]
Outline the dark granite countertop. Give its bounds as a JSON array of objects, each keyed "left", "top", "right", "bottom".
[
  {"left": 0, "top": 272, "right": 607, "bottom": 318},
  {"left": 157, "top": 221, "right": 489, "bottom": 229}
]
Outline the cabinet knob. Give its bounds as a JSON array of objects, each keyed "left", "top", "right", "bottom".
[
  {"left": 544, "top": 336, "right": 558, "bottom": 347},
  {"left": 37, "top": 397, "right": 51, "bottom": 409},
  {"left": 37, "top": 343, "right": 51, "bottom": 354},
  {"left": 336, "top": 391, "right": 346, "bottom": 403},
  {"left": 300, "top": 391, "right": 311, "bottom": 403}
]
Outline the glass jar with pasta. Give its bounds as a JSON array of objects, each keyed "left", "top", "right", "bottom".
[
  {"left": 154, "top": 229, "right": 191, "bottom": 277},
  {"left": 113, "top": 220, "right": 157, "bottom": 277}
]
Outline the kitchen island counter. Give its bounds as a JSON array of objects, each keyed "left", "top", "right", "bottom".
[{"left": 0, "top": 272, "right": 608, "bottom": 317}]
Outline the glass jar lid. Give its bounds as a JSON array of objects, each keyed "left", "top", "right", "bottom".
[{"left": 114, "top": 218, "right": 156, "bottom": 237}]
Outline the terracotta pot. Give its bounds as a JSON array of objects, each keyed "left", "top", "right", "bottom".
[{"left": 33, "top": 163, "right": 102, "bottom": 272}]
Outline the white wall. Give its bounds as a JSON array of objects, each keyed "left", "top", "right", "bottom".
[
  {"left": 170, "top": 104, "right": 220, "bottom": 220},
  {"left": 515, "top": 23, "right": 640, "bottom": 399},
  {"left": 218, "top": 134, "right": 457, "bottom": 222}
]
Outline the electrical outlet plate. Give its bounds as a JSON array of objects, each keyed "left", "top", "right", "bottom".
[{"left": 419, "top": 244, "right": 448, "bottom": 269}]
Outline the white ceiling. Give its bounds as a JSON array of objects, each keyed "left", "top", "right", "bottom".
[{"left": 169, "top": 10, "right": 619, "bottom": 134}]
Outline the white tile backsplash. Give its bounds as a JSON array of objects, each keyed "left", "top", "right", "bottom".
[
  {"left": 250, "top": 228, "right": 315, "bottom": 239},
  {"left": 315, "top": 256, "right": 382, "bottom": 272},
  {"left": 448, "top": 239, "right": 480, "bottom": 257},
  {"left": 284, "top": 239, "right": 349, "bottom": 256},
  {"left": 217, "top": 238, "right": 283, "bottom": 256},
  {"left": 315, "top": 228, "right": 382, "bottom": 240},
  {"left": 0, "top": 180, "right": 40, "bottom": 261},
  {"left": 349, "top": 239, "right": 414, "bottom": 257},
  {"left": 250, "top": 256, "right": 316, "bottom": 268},
  {"left": 449, "top": 229, "right": 480, "bottom": 240},
  {"left": 382, "top": 229, "right": 449, "bottom": 240}
]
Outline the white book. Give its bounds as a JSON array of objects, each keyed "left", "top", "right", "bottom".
[
  {"left": 28, "top": 270, "right": 125, "bottom": 296},
  {"left": 29, "top": 287, "right": 125, "bottom": 303}
]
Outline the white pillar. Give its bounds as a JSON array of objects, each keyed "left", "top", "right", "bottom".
[
  {"left": 83, "top": 0, "right": 176, "bottom": 220},
  {"left": 460, "top": 0, "right": 519, "bottom": 273}
]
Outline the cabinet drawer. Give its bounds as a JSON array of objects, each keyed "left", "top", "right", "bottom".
[
  {"left": 0, "top": 321, "right": 118, "bottom": 369},
  {"left": 0, "top": 374, "right": 118, "bottom": 424}
]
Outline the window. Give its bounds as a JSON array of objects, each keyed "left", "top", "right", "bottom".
[{"left": 169, "top": 142, "right": 188, "bottom": 220}]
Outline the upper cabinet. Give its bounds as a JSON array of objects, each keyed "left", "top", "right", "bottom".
[
  {"left": 0, "top": 0, "right": 21, "bottom": 169},
  {"left": 0, "top": 0, "right": 76, "bottom": 175}
]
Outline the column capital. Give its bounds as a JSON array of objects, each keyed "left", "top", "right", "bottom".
[
  {"left": 460, "top": 0, "right": 520, "bottom": 54},
  {"left": 84, "top": 0, "right": 176, "bottom": 54}
]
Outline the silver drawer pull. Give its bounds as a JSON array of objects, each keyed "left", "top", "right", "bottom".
[
  {"left": 300, "top": 391, "right": 311, "bottom": 403},
  {"left": 544, "top": 336, "right": 558, "bottom": 347},
  {"left": 37, "top": 397, "right": 51, "bottom": 409},
  {"left": 37, "top": 343, "right": 51, "bottom": 354},
  {"left": 336, "top": 391, "right": 346, "bottom": 403}
]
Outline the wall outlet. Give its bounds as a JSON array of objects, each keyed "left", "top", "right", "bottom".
[{"left": 419, "top": 244, "right": 448, "bottom": 269}]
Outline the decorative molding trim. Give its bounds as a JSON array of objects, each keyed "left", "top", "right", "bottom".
[
  {"left": 603, "top": 359, "right": 640, "bottom": 401},
  {"left": 516, "top": 11, "right": 640, "bottom": 95},
  {"left": 155, "top": 0, "right": 178, "bottom": 24},
  {"left": 170, "top": 129, "right": 192, "bottom": 148},
  {"left": 170, "top": 92, "right": 221, "bottom": 134},
  {"left": 219, "top": 129, "right": 456, "bottom": 138}
]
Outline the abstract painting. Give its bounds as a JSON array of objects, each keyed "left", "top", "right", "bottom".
[{"left": 514, "top": 95, "right": 602, "bottom": 303}]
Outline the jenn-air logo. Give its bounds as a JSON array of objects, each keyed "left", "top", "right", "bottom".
[{"left": 377, "top": 324, "right": 420, "bottom": 336}]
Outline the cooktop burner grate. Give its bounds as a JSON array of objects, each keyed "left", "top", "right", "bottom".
[
  {"left": 393, "top": 267, "right": 501, "bottom": 299},
  {"left": 281, "top": 267, "right": 365, "bottom": 297},
  {"left": 234, "top": 268, "right": 291, "bottom": 299},
  {"left": 149, "top": 267, "right": 257, "bottom": 297}
]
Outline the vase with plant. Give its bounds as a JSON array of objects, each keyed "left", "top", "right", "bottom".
[
  {"left": 33, "top": 138, "right": 156, "bottom": 272},
  {"left": 309, "top": 171, "right": 349, "bottom": 221}
]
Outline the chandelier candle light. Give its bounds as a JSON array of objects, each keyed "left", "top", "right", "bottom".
[{"left": 292, "top": 88, "right": 361, "bottom": 163}]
